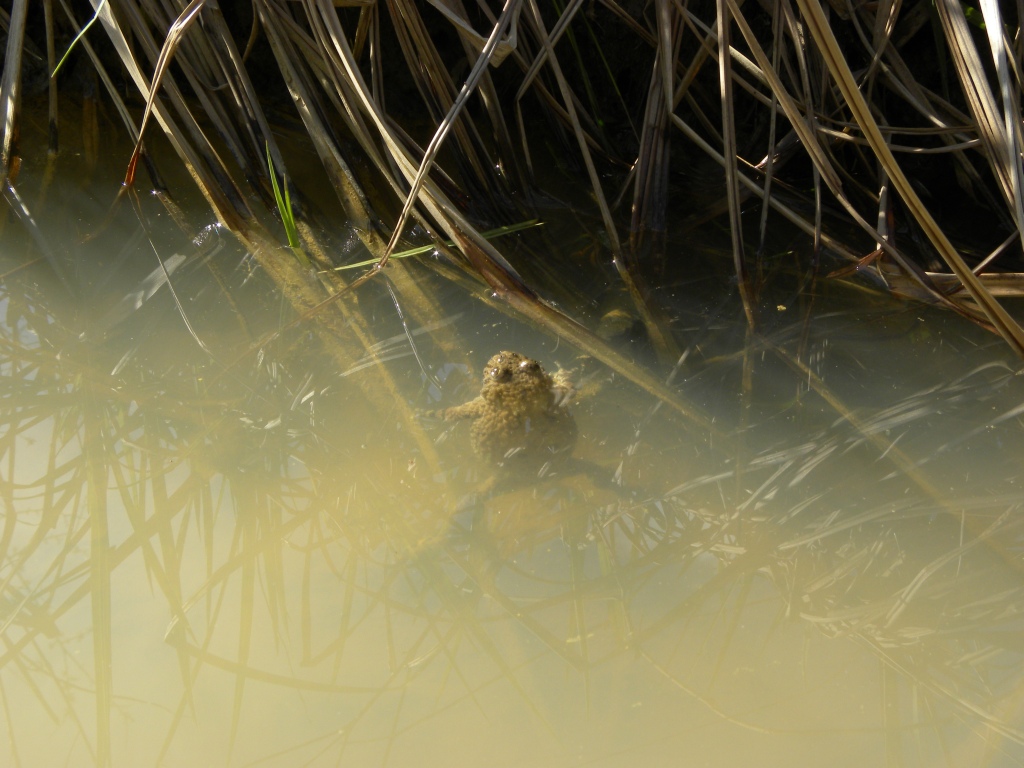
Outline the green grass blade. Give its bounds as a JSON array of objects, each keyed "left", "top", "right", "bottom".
[
  {"left": 265, "top": 142, "right": 309, "bottom": 267},
  {"left": 50, "top": 0, "right": 107, "bottom": 79},
  {"left": 331, "top": 220, "right": 543, "bottom": 271}
]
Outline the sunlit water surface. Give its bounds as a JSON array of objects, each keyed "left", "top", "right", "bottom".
[{"left": 3, "top": 109, "right": 1024, "bottom": 767}]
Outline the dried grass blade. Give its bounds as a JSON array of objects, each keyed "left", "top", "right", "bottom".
[
  {"left": 427, "top": 0, "right": 518, "bottom": 63},
  {"left": 57, "top": 0, "right": 138, "bottom": 140},
  {"left": 444, "top": 2, "right": 527, "bottom": 190},
  {"left": 723, "top": 0, "right": 1006, "bottom": 325},
  {"left": 901, "top": 271, "right": 1024, "bottom": 299},
  {"left": 524, "top": 0, "right": 680, "bottom": 359},
  {"left": 515, "top": 0, "right": 584, "bottom": 99},
  {"left": 630, "top": 0, "right": 680, "bottom": 258},
  {"left": 934, "top": 0, "right": 1022, "bottom": 230},
  {"left": 124, "top": 0, "right": 206, "bottom": 186},
  {"left": 717, "top": 0, "right": 755, "bottom": 325},
  {"left": 90, "top": 0, "right": 252, "bottom": 229},
  {"left": 860, "top": 35, "right": 997, "bottom": 205},
  {"left": 307, "top": 0, "right": 478, "bottom": 229},
  {"left": 378, "top": 0, "right": 521, "bottom": 266},
  {"left": 674, "top": 12, "right": 715, "bottom": 107},
  {"left": 152, "top": 14, "right": 261, "bottom": 189},
  {"left": 756, "top": 0, "right": 784, "bottom": 256},
  {"left": 386, "top": 0, "right": 499, "bottom": 191},
  {"left": 794, "top": 0, "right": 1024, "bottom": 356},
  {"left": 43, "top": 0, "right": 58, "bottom": 153},
  {"left": 978, "top": 0, "right": 1024, "bottom": 242},
  {"left": 671, "top": 113, "right": 858, "bottom": 260},
  {"left": 0, "top": 0, "right": 27, "bottom": 180}
]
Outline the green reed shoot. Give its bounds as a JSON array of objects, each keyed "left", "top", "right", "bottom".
[
  {"left": 265, "top": 142, "right": 309, "bottom": 268},
  {"left": 331, "top": 220, "right": 542, "bottom": 271}
]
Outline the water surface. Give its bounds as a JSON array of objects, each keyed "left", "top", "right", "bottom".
[{"left": 2, "top": 105, "right": 1024, "bottom": 767}]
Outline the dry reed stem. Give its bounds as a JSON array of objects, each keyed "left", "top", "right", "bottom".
[{"left": 795, "top": 0, "right": 1024, "bottom": 355}]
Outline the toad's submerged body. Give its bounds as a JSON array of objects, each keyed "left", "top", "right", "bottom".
[{"left": 428, "top": 351, "right": 577, "bottom": 471}]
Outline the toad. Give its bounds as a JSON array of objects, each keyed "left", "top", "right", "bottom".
[{"left": 425, "top": 351, "right": 577, "bottom": 474}]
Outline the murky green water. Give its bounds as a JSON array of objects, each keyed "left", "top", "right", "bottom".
[{"left": 3, "top": 104, "right": 1024, "bottom": 767}]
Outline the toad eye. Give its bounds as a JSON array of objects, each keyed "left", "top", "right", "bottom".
[
  {"left": 490, "top": 366, "right": 513, "bottom": 382},
  {"left": 519, "top": 360, "right": 540, "bottom": 373}
]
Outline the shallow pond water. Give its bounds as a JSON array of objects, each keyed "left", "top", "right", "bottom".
[{"left": 3, "top": 102, "right": 1024, "bottom": 768}]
